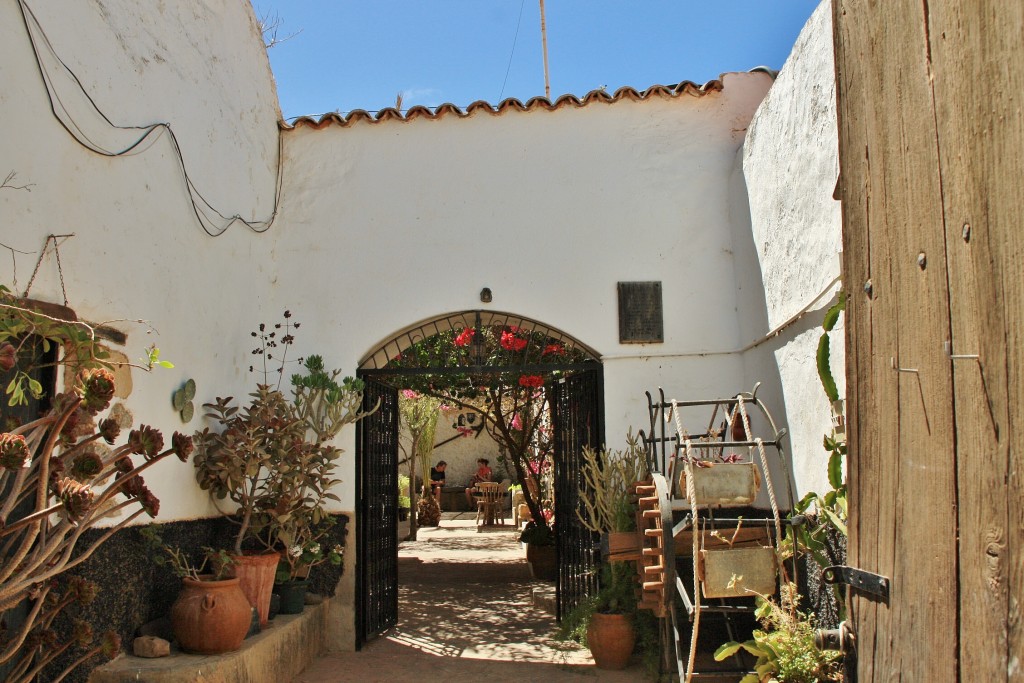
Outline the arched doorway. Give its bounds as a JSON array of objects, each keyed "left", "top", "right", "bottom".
[{"left": 354, "top": 310, "right": 604, "bottom": 648}]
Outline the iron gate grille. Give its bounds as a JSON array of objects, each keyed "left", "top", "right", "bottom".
[
  {"left": 552, "top": 367, "right": 604, "bottom": 620},
  {"left": 355, "top": 377, "right": 399, "bottom": 648}
]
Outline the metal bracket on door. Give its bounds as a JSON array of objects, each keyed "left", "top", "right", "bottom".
[{"left": 822, "top": 565, "right": 890, "bottom": 602}]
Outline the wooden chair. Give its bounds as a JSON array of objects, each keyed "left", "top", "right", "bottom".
[{"left": 474, "top": 482, "right": 505, "bottom": 530}]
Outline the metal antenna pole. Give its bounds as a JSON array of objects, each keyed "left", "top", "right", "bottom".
[{"left": 539, "top": 0, "right": 550, "bottom": 99}]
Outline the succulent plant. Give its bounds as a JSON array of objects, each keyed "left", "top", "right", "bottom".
[
  {"left": 416, "top": 494, "right": 441, "bottom": 527},
  {"left": 0, "top": 368, "right": 187, "bottom": 674},
  {"left": 172, "top": 378, "right": 197, "bottom": 423}
]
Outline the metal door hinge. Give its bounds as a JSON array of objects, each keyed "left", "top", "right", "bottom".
[{"left": 822, "top": 565, "right": 890, "bottom": 602}]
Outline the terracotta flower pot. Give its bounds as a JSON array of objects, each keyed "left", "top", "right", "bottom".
[
  {"left": 170, "top": 576, "right": 251, "bottom": 655},
  {"left": 526, "top": 542, "right": 557, "bottom": 581},
  {"left": 231, "top": 552, "right": 280, "bottom": 626},
  {"left": 587, "top": 612, "right": 635, "bottom": 670}
]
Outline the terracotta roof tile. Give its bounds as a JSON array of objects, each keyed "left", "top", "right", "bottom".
[{"left": 279, "top": 73, "right": 772, "bottom": 131}]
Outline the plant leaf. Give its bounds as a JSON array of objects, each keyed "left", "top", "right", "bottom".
[
  {"left": 821, "top": 506, "right": 848, "bottom": 536},
  {"left": 817, "top": 334, "right": 839, "bottom": 403},
  {"left": 822, "top": 291, "right": 846, "bottom": 332},
  {"left": 828, "top": 450, "right": 844, "bottom": 489},
  {"left": 714, "top": 642, "right": 744, "bottom": 661}
]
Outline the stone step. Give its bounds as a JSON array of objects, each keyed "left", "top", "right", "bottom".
[
  {"left": 531, "top": 585, "right": 557, "bottom": 617},
  {"left": 89, "top": 598, "right": 329, "bottom": 683}
]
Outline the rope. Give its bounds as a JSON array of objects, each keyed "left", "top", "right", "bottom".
[
  {"left": 736, "top": 396, "right": 783, "bottom": 551},
  {"left": 672, "top": 400, "right": 699, "bottom": 683}
]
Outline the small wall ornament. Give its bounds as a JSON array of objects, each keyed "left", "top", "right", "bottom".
[{"left": 172, "top": 379, "right": 197, "bottom": 423}]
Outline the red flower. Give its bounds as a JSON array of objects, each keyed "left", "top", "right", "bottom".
[
  {"left": 518, "top": 375, "right": 544, "bottom": 388},
  {"left": 501, "top": 331, "right": 527, "bottom": 352},
  {"left": 454, "top": 328, "right": 475, "bottom": 347},
  {"left": 541, "top": 343, "right": 565, "bottom": 356}
]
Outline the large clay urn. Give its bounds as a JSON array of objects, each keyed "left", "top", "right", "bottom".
[
  {"left": 587, "top": 612, "right": 635, "bottom": 670},
  {"left": 170, "top": 577, "right": 251, "bottom": 655},
  {"left": 525, "top": 542, "right": 557, "bottom": 581},
  {"left": 231, "top": 552, "right": 280, "bottom": 626}
]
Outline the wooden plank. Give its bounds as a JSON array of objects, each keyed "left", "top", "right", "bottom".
[
  {"left": 834, "top": 1, "right": 959, "bottom": 679},
  {"left": 673, "top": 526, "right": 772, "bottom": 556},
  {"left": 926, "top": 3, "right": 1024, "bottom": 681}
]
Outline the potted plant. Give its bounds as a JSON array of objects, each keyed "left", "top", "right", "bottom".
[
  {"left": 141, "top": 528, "right": 250, "bottom": 655},
  {"left": 677, "top": 420, "right": 762, "bottom": 507},
  {"left": 417, "top": 492, "right": 441, "bottom": 527},
  {"left": 193, "top": 314, "right": 373, "bottom": 626},
  {"left": 192, "top": 385, "right": 299, "bottom": 626},
  {"left": 676, "top": 421, "right": 777, "bottom": 600},
  {"left": 697, "top": 523, "right": 778, "bottom": 599},
  {"left": 519, "top": 520, "right": 556, "bottom": 580},
  {"left": 574, "top": 433, "right": 649, "bottom": 670},
  {"left": 272, "top": 515, "right": 344, "bottom": 614}
]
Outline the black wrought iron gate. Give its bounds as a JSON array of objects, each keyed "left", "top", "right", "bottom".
[
  {"left": 551, "top": 366, "right": 604, "bottom": 620},
  {"left": 355, "top": 376, "right": 399, "bottom": 648}
]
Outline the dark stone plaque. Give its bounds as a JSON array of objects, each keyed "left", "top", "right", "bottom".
[{"left": 617, "top": 281, "right": 663, "bottom": 343}]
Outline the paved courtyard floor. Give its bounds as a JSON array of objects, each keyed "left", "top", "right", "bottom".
[{"left": 293, "top": 513, "right": 647, "bottom": 682}]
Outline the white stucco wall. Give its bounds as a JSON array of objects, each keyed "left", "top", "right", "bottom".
[
  {"left": 741, "top": 0, "right": 843, "bottom": 496},
  {"left": 0, "top": 0, "right": 281, "bottom": 522},
  {"left": 2, "top": 0, "right": 778, "bottom": 523},
  {"left": 0, "top": 0, "right": 850, "bottom": 656},
  {"left": 280, "top": 73, "right": 774, "bottom": 511}
]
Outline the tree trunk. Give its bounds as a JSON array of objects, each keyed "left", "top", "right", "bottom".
[{"left": 408, "top": 445, "right": 419, "bottom": 541}]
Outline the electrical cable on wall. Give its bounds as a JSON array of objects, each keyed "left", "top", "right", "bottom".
[{"left": 16, "top": 0, "right": 283, "bottom": 237}]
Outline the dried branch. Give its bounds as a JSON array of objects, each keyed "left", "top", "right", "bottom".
[
  {"left": 258, "top": 10, "right": 301, "bottom": 49},
  {"left": 1, "top": 170, "right": 33, "bottom": 192}
]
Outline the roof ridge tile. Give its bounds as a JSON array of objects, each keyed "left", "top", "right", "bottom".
[{"left": 280, "top": 72, "right": 765, "bottom": 131}]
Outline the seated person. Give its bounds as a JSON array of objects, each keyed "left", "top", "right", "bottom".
[
  {"left": 430, "top": 461, "right": 447, "bottom": 504},
  {"left": 465, "top": 458, "right": 493, "bottom": 506}
]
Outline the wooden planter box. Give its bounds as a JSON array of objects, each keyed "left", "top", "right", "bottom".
[
  {"left": 679, "top": 462, "right": 761, "bottom": 506},
  {"left": 697, "top": 546, "right": 777, "bottom": 599},
  {"left": 601, "top": 531, "right": 643, "bottom": 562}
]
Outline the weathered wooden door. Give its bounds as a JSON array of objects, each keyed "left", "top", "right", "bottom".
[{"left": 833, "top": 1, "right": 1023, "bottom": 680}]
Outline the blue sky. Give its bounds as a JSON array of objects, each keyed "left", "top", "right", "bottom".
[{"left": 257, "top": 1, "right": 821, "bottom": 120}]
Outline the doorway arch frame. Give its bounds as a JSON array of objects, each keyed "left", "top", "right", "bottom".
[{"left": 354, "top": 309, "right": 605, "bottom": 647}]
